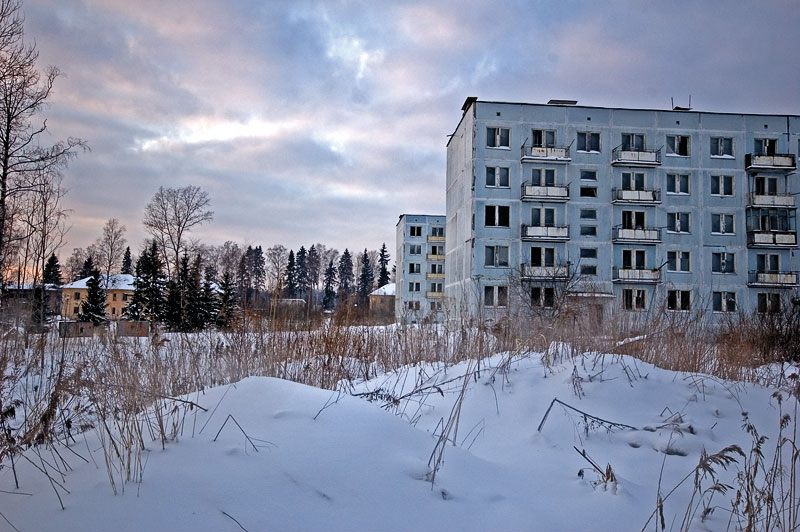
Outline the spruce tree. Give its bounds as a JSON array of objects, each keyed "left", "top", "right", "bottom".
[
  {"left": 42, "top": 253, "right": 62, "bottom": 285},
  {"left": 337, "top": 248, "right": 354, "bottom": 302},
  {"left": 237, "top": 249, "right": 253, "bottom": 308},
  {"left": 163, "top": 279, "right": 183, "bottom": 331},
  {"left": 357, "top": 248, "right": 374, "bottom": 305},
  {"left": 199, "top": 268, "right": 220, "bottom": 328},
  {"left": 284, "top": 250, "right": 298, "bottom": 298},
  {"left": 322, "top": 260, "right": 337, "bottom": 311},
  {"left": 79, "top": 256, "right": 96, "bottom": 279},
  {"left": 307, "top": 245, "right": 321, "bottom": 290},
  {"left": 216, "top": 268, "right": 238, "bottom": 328},
  {"left": 295, "top": 246, "right": 309, "bottom": 300},
  {"left": 123, "top": 241, "right": 165, "bottom": 322},
  {"left": 79, "top": 268, "right": 106, "bottom": 324},
  {"left": 121, "top": 247, "right": 133, "bottom": 275},
  {"left": 184, "top": 255, "right": 203, "bottom": 331},
  {"left": 377, "top": 243, "right": 390, "bottom": 288}
]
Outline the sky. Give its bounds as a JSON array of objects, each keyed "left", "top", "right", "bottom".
[{"left": 22, "top": 0, "right": 800, "bottom": 258}]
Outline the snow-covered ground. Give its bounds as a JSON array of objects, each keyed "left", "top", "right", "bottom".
[{"left": 0, "top": 349, "right": 794, "bottom": 531}]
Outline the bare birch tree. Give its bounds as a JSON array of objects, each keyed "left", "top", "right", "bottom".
[{"left": 92, "top": 218, "right": 127, "bottom": 287}]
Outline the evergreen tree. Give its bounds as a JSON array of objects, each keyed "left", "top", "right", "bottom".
[
  {"left": 284, "top": 249, "right": 298, "bottom": 298},
  {"left": 252, "top": 245, "right": 266, "bottom": 292},
  {"left": 42, "top": 253, "right": 62, "bottom": 285},
  {"left": 295, "top": 246, "right": 309, "bottom": 300},
  {"left": 164, "top": 253, "right": 192, "bottom": 331},
  {"left": 184, "top": 255, "right": 204, "bottom": 330},
  {"left": 322, "top": 260, "right": 337, "bottom": 311},
  {"left": 237, "top": 248, "right": 253, "bottom": 308},
  {"left": 79, "top": 255, "right": 96, "bottom": 279},
  {"left": 79, "top": 268, "right": 106, "bottom": 324},
  {"left": 357, "top": 248, "right": 374, "bottom": 305},
  {"left": 199, "top": 268, "right": 220, "bottom": 328},
  {"left": 123, "top": 241, "right": 166, "bottom": 322},
  {"left": 30, "top": 284, "right": 45, "bottom": 326},
  {"left": 307, "top": 245, "right": 321, "bottom": 290},
  {"left": 337, "top": 248, "right": 354, "bottom": 302},
  {"left": 163, "top": 279, "right": 183, "bottom": 331},
  {"left": 377, "top": 243, "right": 390, "bottom": 288},
  {"left": 120, "top": 247, "right": 133, "bottom": 275},
  {"left": 216, "top": 268, "right": 238, "bottom": 328}
]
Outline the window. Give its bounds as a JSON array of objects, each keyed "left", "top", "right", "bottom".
[
  {"left": 754, "top": 138, "right": 777, "bottom": 156},
  {"left": 713, "top": 292, "right": 737, "bottom": 313},
  {"left": 710, "top": 137, "right": 733, "bottom": 157},
  {"left": 72, "top": 306, "right": 79, "bottom": 315},
  {"left": 484, "top": 285, "right": 508, "bottom": 307},
  {"left": 622, "top": 210, "right": 646, "bottom": 230},
  {"left": 756, "top": 253, "right": 779, "bottom": 273},
  {"left": 531, "top": 286, "right": 555, "bottom": 308},
  {"left": 531, "top": 168, "right": 555, "bottom": 186},
  {"left": 408, "top": 263, "right": 420, "bottom": 274},
  {"left": 531, "top": 207, "right": 555, "bottom": 227},
  {"left": 711, "top": 214, "right": 734, "bottom": 234},
  {"left": 580, "top": 248, "right": 597, "bottom": 259},
  {"left": 580, "top": 170, "right": 597, "bottom": 181},
  {"left": 580, "top": 265, "right": 597, "bottom": 276},
  {"left": 622, "top": 133, "right": 645, "bottom": 151},
  {"left": 622, "top": 289, "right": 646, "bottom": 311},
  {"left": 406, "top": 301, "right": 420, "bottom": 311},
  {"left": 711, "top": 252, "right": 735, "bottom": 273},
  {"left": 112, "top": 293, "right": 117, "bottom": 301},
  {"left": 580, "top": 225, "right": 597, "bottom": 236},
  {"left": 431, "top": 226, "right": 445, "bottom": 237},
  {"left": 580, "top": 186, "right": 597, "bottom": 197},
  {"left": 667, "top": 251, "right": 690, "bottom": 272},
  {"left": 710, "top": 175, "right": 734, "bottom": 196},
  {"left": 748, "top": 208, "right": 791, "bottom": 232},
  {"left": 666, "top": 135, "right": 690, "bottom": 156},
  {"left": 487, "top": 127, "right": 510, "bottom": 148},
  {"left": 430, "top": 263, "right": 443, "bottom": 274},
  {"left": 430, "top": 301, "right": 441, "bottom": 311},
  {"left": 667, "top": 212, "right": 691, "bottom": 233},
  {"left": 666, "top": 173, "right": 690, "bottom": 194},
  {"left": 429, "top": 282, "right": 443, "bottom": 293},
  {"left": 409, "top": 282, "right": 420, "bottom": 292},
  {"left": 486, "top": 167, "right": 510, "bottom": 187},
  {"left": 754, "top": 176, "right": 778, "bottom": 196},
  {"left": 531, "top": 247, "right": 555, "bottom": 267},
  {"left": 622, "top": 172, "right": 645, "bottom": 191},
  {"left": 409, "top": 244, "right": 422, "bottom": 255},
  {"left": 667, "top": 290, "right": 691, "bottom": 311},
  {"left": 122, "top": 294, "right": 129, "bottom": 302},
  {"left": 485, "top": 245, "right": 509, "bottom": 267},
  {"left": 429, "top": 244, "right": 444, "bottom": 256},
  {"left": 577, "top": 132, "right": 600, "bottom": 152},
  {"left": 112, "top": 307, "right": 116, "bottom": 315},
  {"left": 410, "top": 226, "right": 422, "bottom": 237},
  {"left": 622, "top": 249, "right": 646, "bottom": 270},
  {"left": 757, "top": 293, "right": 781, "bottom": 314},
  {"left": 580, "top": 209, "right": 597, "bottom": 220},
  {"left": 74, "top": 292, "right": 80, "bottom": 300},
  {"left": 532, "top": 129, "right": 556, "bottom": 148},
  {"left": 485, "top": 205, "right": 510, "bottom": 227}
]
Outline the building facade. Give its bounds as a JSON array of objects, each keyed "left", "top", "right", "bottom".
[
  {"left": 445, "top": 98, "right": 799, "bottom": 321},
  {"left": 395, "top": 214, "right": 446, "bottom": 323},
  {"left": 61, "top": 274, "right": 135, "bottom": 320}
]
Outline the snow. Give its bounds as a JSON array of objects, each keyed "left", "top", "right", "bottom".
[
  {"left": 62, "top": 273, "right": 136, "bottom": 290},
  {"left": 0, "top": 350, "right": 793, "bottom": 531},
  {"left": 370, "top": 282, "right": 396, "bottom": 296}
]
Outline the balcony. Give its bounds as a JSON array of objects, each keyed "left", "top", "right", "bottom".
[
  {"left": 426, "top": 272, "right": 444, "bottom": 280},
  {"left": 521, "top": 265, "right": 570, "bottom": 281},
  {"left": 745, "top": 153, "right": 796, "bottom": 172},
  {"left": 748, "top": 270, "right": 798, "bottom": 287},
  {"left": 746, "top": 231, "right": 797, "bottom": 248},
  {"left": 521, "top": 224, "right": 570, "bottom": 242},
  {"left": 426, "top": 291, "right": 444, "bottom": 298},
  {"left": 426, "top": 254, "right": 445, "bottom": 261},
  {"left": 612, "top": 226, "right": 661, "bottom": 244},
  {"left": 613, "top": 267, "right": 662, "bottom": 284},
  {"left": 521, "top": 182, "right": 570, "bottom": 202},
  {"left": 428, "top": 235, "right": 446, "bottom": 242},
  {"left": 611, "top": 146, "right": 662, "bottom": 167},
  {"left": 748, "top": 193, "right": 796, "bottom": 208},
  {"left": 520, "top": 144, "right": 571, "bottom": 163},
  {"left": 611, "top": 188, "right": 662, "bottom": 204}
]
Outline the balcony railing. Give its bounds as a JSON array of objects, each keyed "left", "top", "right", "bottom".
[
  {"left": 520, "top": 144, "right": 571, "bottom": 163},
  {"left": 521, "top": 265, "right": 570, "bottom": 281},
  {"left": 426, "top": 253, "right": 445, "bottom": 261},
  {"left": 427, "top": 235, "right": 446, "bottom": 242},
  {"left": 611, "top": 146, "right": 662, "bottom": 167},
  {"left": 748, "top": 270, "right": 798, "bottom": 287},
  {"left": 426, "top": 272, "right": 445, "bottom": 280},
  {"left": 521, "top": 224, "right": 570, "bottom": 241},
  {"left": 748, "top": 193, "right": 796, "bottom": 208},
  {"left": 521, "top": 182, "right": 570, "bottom": 202},
  {"left": 612, "top": 267, "right": 662, "bottom": 283},
  {"left": 745, "top": 153, "right": 796, "bottom": 172},
  {"left": 612, "top": 226, "right": 662, "bottom": 243},
  {"left": 426, "top": 291, "right": 444, "bottom": 298},
  {"left": 746, "top": 231, "right": 798, "bottom": 247},
  {"left": 611, "top": 188, "right": 662, "bottom": 204}
]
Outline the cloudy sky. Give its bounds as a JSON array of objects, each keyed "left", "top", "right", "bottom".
[{"left": 23, "top": 0, "right": 800, "bottom": 257}]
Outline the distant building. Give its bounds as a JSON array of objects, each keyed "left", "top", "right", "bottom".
[
  {"left": 3, "top": 283, "right": 61, "bottom": 316},
  {"left": 395, "top": 214, "right": 446, "bottom": 323},
  {"left": 369, "top": 283, "right": 395, "bottom": 320},
  {"left": 61, "top": 274, "right": 135, "bottom": 320},
  {"left": 446, "top": 97, "right": 799, "bottom": 321}
]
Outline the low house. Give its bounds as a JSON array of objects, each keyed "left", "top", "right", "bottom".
[
  {"left": 3, "top": 283, "right": 62, "bottom": 316},
  {"left": 61, "top": 274, "right": 135, "bottom": 320},
  {"left": 369, "top": 283, "right": 396, "bottom": 319}
]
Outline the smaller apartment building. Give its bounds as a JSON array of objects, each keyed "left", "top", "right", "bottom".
[
  {"left": 61, "top": 274, "right": 135, "bottom": 320},
  {"left": 395, "top": 214, "right": 446, "bottom": 323}
]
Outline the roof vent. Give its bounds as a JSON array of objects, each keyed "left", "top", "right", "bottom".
[{"left": 547, "top": 99, "right": 577, "bottom": 105}]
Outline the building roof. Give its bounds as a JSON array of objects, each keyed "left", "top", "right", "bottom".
[
  {"left": 63, "top": 273, "right": 136, "bottom": 291},
  {"left": 370, "top": 283, "right": 396, "bottom": 296}
]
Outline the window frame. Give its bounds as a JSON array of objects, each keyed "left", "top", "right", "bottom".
[
  {"left": 622, "top": 288, "right": 647, "bottom": 311},
  {"left": 486, "top": 127, "right": 511, "bottom": 149},
  {"left": 712, "top": 291, "right": 737, "bottom": 313},
  {"left": 667, "top": 212, "right": 691, "bottom": 234},
  {"left": 485, "top": 205, "right": 510, "bottom": 227},
  {"left": 710, "top": 137, "right": 734, "bottom": 158},
  {"left": 711, "top": 213, "right": 735, "bottom": 235},
  {"left": 711, "top": 252, "right": 736, "bottom": 274},
  {"left": 666, "top": 135, "right": 691, "bottom": 157},
  {"left": 484, "top": 285, "right": 509, "bottom": 308},
  {"left": 484, "top": 245, "right": 510, "bottom": 268},
  {"left": 667, "top": 250, "right": 691, "bottom": 273},
  {"left": 666, "top": 173, "right": 690, "bottom": 195},
  {"left": 710, "top": 175, "right": 734, "bottom": 197},
  {"left": 485, "top": 166, "right": 510, "bottom": 188},
  {"left": 577, "top": 131, "right": 601, "bottom": 153},
  {"left": 667, "top": 290, "right": 691, "bottom": 311}
]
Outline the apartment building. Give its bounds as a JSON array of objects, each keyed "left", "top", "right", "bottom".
[
  {"left": 445, "top": 97, "right": 799, "bottom": 321},
  {"left": 395, "top": 214, "right": 446, "bottom": 323}
]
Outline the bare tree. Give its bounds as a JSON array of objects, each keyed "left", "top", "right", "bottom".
[
  {"left": 142, "top": 185, "right": 213, "bottom": 277},
  {"left": 0, "top": 0, "right": 85, "bottom": 289},
  {"left": 265, "top": 244, "right": 287, "bottom": 291},
  {"left": 93, "top": 218, "right": 127, "bottom": 287},
  {"left": 64, "top": 246, "right": 86, "bottom": 282}
]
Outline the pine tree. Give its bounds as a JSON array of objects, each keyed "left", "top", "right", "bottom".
[
  {"left": 295, "top": 246, "right": 309, "bottom": 300},
  {"left": 322, "top": 260, "right": 337, "bottom": 311},
  {"left": 357, "top": 248, "right": 374, "bottom": 305},
  {"left": 121, "top": 247, "right": 133, "bottom": 275},
  {"left": 216, "top": 268, "right": 238, "bottom": 328},
  {"left": 79, "top": 256, "right": 96, "bottom": 279},
  {"left": 284, "top": 250, "right": 298, "bottom": 298},
  {"left": 42, "top": 253, "right": 62, "bottom": 285},
  {"left": 123, "top": 241, "right": 166, "bottom": 322},
  {"left": 337, "top": 248, "right": 354, "bottom": 302},
  {"left": 377, "top": 243, "right": 390, "bottom": 288},
  {"left": 79, "top": 268, "right": 106, "bottom": 324}
]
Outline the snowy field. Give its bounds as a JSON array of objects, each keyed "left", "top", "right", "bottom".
[{"left": 0, "top": 348, "right": 795, "bottom": 531}]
